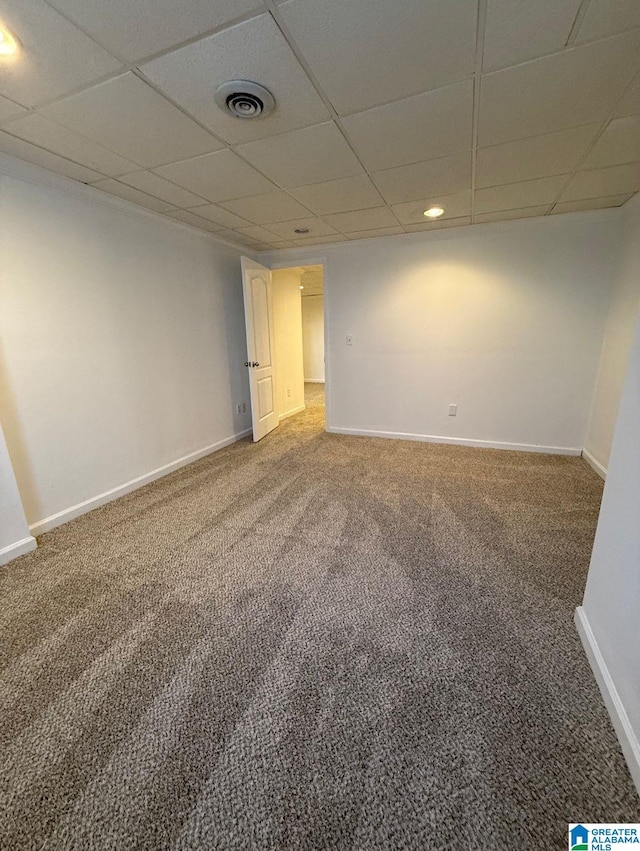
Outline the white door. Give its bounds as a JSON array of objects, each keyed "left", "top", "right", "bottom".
[{"left": 241, "top": 256, "right": 279, "bottom": 442}]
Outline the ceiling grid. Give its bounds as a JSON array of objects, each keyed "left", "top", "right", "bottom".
[{"left": 0, "top": 0, "right": 638, "bottom": 249}]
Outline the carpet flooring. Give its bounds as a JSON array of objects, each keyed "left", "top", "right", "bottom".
[{"left": 1, "top": 383, "right": 638, "bottom": 850}]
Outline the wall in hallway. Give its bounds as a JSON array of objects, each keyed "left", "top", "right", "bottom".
[
  {"left": 0, "top": 158, "right": 251, "bottom": 537},
  {"left": 272, "top": 268, "right": 305, "bottom": 419},
  {"left": 262, "top": 211, "right": 621, "bottom": 453},
  {"left": 579, "top": 264, "right": 640, "bottom": 791},
  {"left": 583, "top": 194, "right": 640, "bottom": 476},
  {"left": 302, "top": 295, "right": 325, "bottom": 382},
  {"left": 578, "top": 195, "right": 640, "bottom": 791}
]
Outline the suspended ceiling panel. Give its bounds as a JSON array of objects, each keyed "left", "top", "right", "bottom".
[{"left": 0, "top": 0, "right": 638, "bottom": 250}]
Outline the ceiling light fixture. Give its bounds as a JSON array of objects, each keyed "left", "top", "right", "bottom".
[
  {"left": 214, "top": 80, "right": 275, "bottom": 119},
  {"left": 0, "top": 26, "right": 18, "bottom": 57},
  {"left": 299, "top": 285, "right": 304, "bottom": 290},
  {"left": 424, "top": 206, "right": 445, "bottom": 218},
  {"left": 294, "top": 228, "right": 310, "bottom": 234}
]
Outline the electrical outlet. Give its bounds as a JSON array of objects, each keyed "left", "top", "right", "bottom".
[
  {"left": 449, "top": 404, "right": 457, "bottom": 417},
  {"left": 236, "top": 403, "right": 242, "bottom": 415},
  {"left": 242, "top": 402, "right": 247, "bottom": 413},
  {"left": 346, "top": 334, "right": 354, "bottom": 346},
  {"left": 287, "top": 386, "right": 291, "bottom": 398}
]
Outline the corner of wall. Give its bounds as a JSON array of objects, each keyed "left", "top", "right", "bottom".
[
  {"left": 581, "top": 448, "right": 607, "bottom": 480},
  {"left": 582, "top": 195, "right": 640, "bottom": 475}
]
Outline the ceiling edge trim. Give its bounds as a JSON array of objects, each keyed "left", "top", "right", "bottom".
[{"left": 258, "top": 205, "right": 628, "bottom": 260}]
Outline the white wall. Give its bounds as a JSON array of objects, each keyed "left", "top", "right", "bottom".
[
  {"left": 0, "top": 417, "right": 35, "bottom": 564},
  {"left": 302, "top": 295, "right": 325, "bottom": 382},
  {"left": 264, "top": 213, "right": 621, "bottom": 453},
  {"left": 272, "top": 268, "right": 305, "bottom": 418},
  {"left": 578, "top": 207, "right": 640, "bottom": 788},
  {"left": 584, "top": 195, "right": 640, "bottom": 476},
  {"left": 0, "top": 159, "right": 251, "bottom": 535}
]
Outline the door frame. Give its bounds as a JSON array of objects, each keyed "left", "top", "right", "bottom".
[{"left": 266, "top": 254, "right": 331, "bottom": 432}]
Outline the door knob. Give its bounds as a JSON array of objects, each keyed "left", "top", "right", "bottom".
[{"left": 252, "top": 361, "right": 260, "bottom": 367}]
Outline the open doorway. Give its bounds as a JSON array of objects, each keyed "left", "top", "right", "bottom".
[
  {"left": 241, "top": 257, "right": 326, "bottom": 442},
  {"left": 271, "top": 264, "right": 325, "bottom": 429},
  {"left": 299, "top": 266, "right": 325, "bottom": 418}
]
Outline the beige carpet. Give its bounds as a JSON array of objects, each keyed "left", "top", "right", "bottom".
[{"left": 1, "top": 386, "right": 638, "bottom": 850}]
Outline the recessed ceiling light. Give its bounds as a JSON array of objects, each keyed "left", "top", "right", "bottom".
[
  {"left": 0, "top": 26, "right": 18, "bottom": 57},
  {"left": 424, "top": 206, "right": 445, "bottom": 219},
  {"left": 294, "top": 228, "right": 310, "bottom": 234},
  {"left": 299, "top": 285, "right": 304, "bottom": 290}
]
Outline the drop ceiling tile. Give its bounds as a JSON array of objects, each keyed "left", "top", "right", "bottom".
[
  {"left": 476, "top": 124, "right": 601, "bottom": 188},
  {"left": 227, "top": 230, "right": 264, "bottom": 248},
  {"left": 154, "top": 149, "right": 276, "bottom": 202},
  {"left": 141, "top": 14, "right": 329, "bottom": 145},
  {"left": 0, "top": 95, "right": 27, "bottom": 124},
  {"left": 0, "top": 130, "right": 103, "bottom": 182},
  {"left": 372, "top": 153, "right": 471, "bottom": 204},
  {"left": 343, "top": 80, "right": 473, "bottom": 172},
  {"left": 91, "top": 178, "right": 175, "bottom": 212},
  {"left": 404, "top": 217, "right": 471, "bottom": 232},
  {"left": 479, "top": 31, "right": 640, "bottom": 147},
  {"left": 582, "top": 116, "right": 640, "bottom": 169},
  {"left": 483, "top": 0, "right": 581, "bottom": 72},
  {"left": 323, "top": 207, "right": 399, "bottom": 233},
  {"left": 291, "top": 234, "right": 346, "bottom": 246},
  {"left": 185, "top": 204, "right": 251, "bottom": 229},
  {"left": 166, "top": 209, "right": 223, "bottom": 231},
  {"left": 474, "top": 205, "right": 551, "bottom": 223},
  {"left": 391, "top": 192, "right": 471, "bottom": 225},
  {"left": 46, "top": 0, "right": 263, "bottom": 62},
  {"left": 576, "top": 0, "right": 640, "bottom": 44},
  {"left": 118, "top": 170, "right": 209, "bottom": 207},
  {"left": 560, "top": 162, "right": 640, "bottom": 201},
  {"left": 1, "top": 113, "right": 138, "bottom": 176},
  {"left": 475, "top": 175, "right": 567, "bottom": 213},
  {"left": 551, "top": 193, "right": 634, "bottom": 214},
  {"left": 236, "top": 225, "right": 281, "bottom": 243},
  {"left": 218, "top": 190, "right": 311, "bottom": 224},
  {"left": 291, "top": 175, "right": 383, "bottom": 215},
  {"left": 41, "top": 73, "right": 221, "bottom": 168},
  {"left": 236, "top": 122, "right": 362, "bottom": 189},
  {"left": 615, "top": 74, "right": 640, "bottom": 118},
  {"left": 267, "top": 217, "right": 339, "bottom": 240},
  {"left": 0, "top": 0, "right": 122, "bottom": 107},
  {"left": 213, "top": 228, "right": 256, "bottom": 245},
  {"left": 345, "top": 227, "right": 405, "bottom": 240},
  {"left": 267, "top": 240, "right": 296, "bottom": 249},
  {"left": 276, "top": 0, "right": 476, "bottom": 116}
]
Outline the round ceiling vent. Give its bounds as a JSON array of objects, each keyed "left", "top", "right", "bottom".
[{"left": 214, "top": 80, "right": 275, "bottom": 119}]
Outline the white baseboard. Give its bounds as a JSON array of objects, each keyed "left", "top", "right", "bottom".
[
  {"left": 0, "top": 535, "right": 37, "bottom": 567},
  {"left": 29, "top": 428, "right": 252, "bottom": 536},
  {"left": 575, "top": 607, "right": 640, "bottom": 794},
  {"left": 279, "top": 403, "right": 306, "bottom": 421},
  {"left": 326, "top": 426, "right": 582, "bottom": 456},
  {"left": 304, "top": 379, "right": 325, "bottom": 384},
  {"left": 582, "top": 447, "right": 607, "bottom": 480}
]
